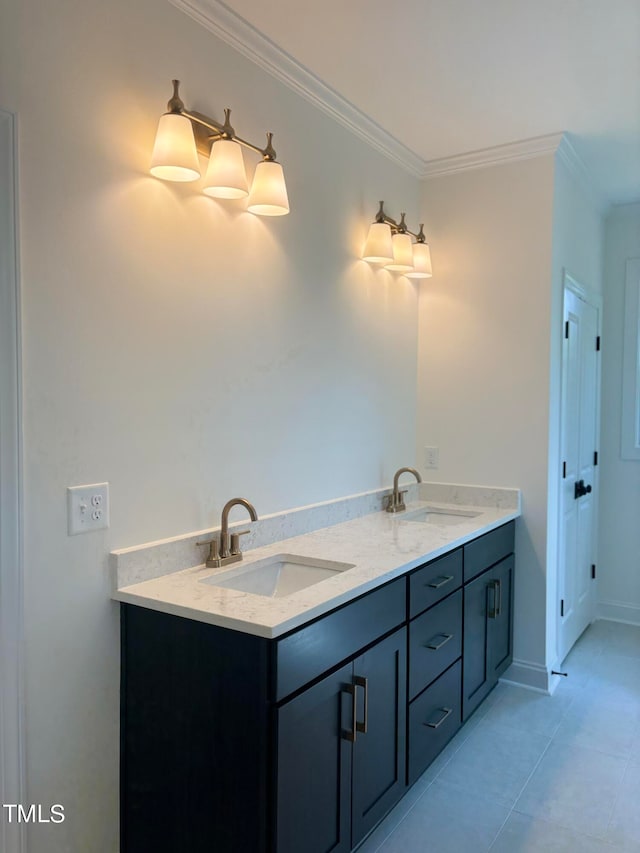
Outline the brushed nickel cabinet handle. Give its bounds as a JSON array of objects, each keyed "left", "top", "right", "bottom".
[
  {"left": 343, "top": 683, "right": 357, "bottom": 743},
  {"left": 354, "top": 675, "right": 368, "bottom": 734},
  {"left": 425, "top": 633, "right": 453, "bottom": 651},
  {"left": 427, "top": 575, "right": 454, "bottom": 589},
  {"left": 424, "top": 707, "right": 453, "bottom": 729},
  {"left": 487, "top": 580, "right": 499, "bottom": 619}
]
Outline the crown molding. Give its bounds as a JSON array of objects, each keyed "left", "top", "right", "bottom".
[
  {"left": 166, "top": 0, "right": 610, "bottom": 205},
  {"left": 422, "top": 131, "right": 608, "bottom": 212},
  {"left": 168, "top": 0, "right": 425, "bottom": 177},
  {"left": 420, "top": 132, "right": 565, "bottom": 179},
  {"left": 555, "top": 133, "right": 609, "bottom": 215}
]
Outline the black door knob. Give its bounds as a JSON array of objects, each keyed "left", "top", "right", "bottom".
[{"left": 574, "top": 480, "right": 593, "bottom": 499}]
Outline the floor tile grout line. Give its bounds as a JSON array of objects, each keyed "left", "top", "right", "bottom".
[
  {"left": 508, "top": 750, "right": 632, "bottom": 843},
  {"left": 369, "top": 622, "right": 640, "bottom": 852},
  {"left": 367, "top": 704, "right": 507, "bottom": 853},
  {"left": 367, "top": 778, "right": 440, "bottom": 853},
  {"left": 429, "top": 723, "right": 556, "bottom": 850},
  {"left": 426, "top": 713, "right": 491, "bottom": 779},
  {"left": 505, "top": 725, "right": 555, "bottom": 817},
  {"left": 602, "top": 747, "right": 634, "bottom": 843},
  {"left": 492, "top": 626, "right": 640, "bottom": 847},
  {"left": 466, "top": 724, "right": 557, "bottom": 852},
  {"left": 511, "top": 642, "right": 640, "bottom": 846},
  {"left": 477, "top": 703, "right": 571, "bottom": 741},
  {"left": 362, "top": 694, "right": 501, "bottom": 851},
  {"left": 485, "top": 803, "right": 515, "bottom": 852}
]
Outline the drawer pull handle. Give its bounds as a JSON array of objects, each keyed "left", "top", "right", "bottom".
[
  {"left": 424, "top": 707, "right": 453, "bottom": 729},
  {"left": 487, "top": 580, "right": 499, "bottom": 619},
  {"left": 343, "top": 683, "right": 357, "bottom": 742},
  {"left": 425, "top": 633, "right": 453, "bottom": 651},
  {"left": 354, "top": 675, "right": 368, "bottom": 734},
  {"left": 427, "top": 575, "right": 454, "bottom": 589}
]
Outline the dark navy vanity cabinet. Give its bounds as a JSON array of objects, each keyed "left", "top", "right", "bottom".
[{"left": 120, "top": 521, "right": 514, "bottom": 853}]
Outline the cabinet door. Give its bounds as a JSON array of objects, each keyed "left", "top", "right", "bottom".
[
  {"left": 488, "top": 556, "right": 514, "bottom": 680},
  {"left": 351, "top": 628, "right": 407, "bottom": 848},
  {"left": 463, "top": 556, "right": 515, "bottom": 721},
  {"left": 276, "top": 663, "right": 353, "bottom": 853},
  {"left": 462, "top": 570, "right": 494, "bottom": 721}
]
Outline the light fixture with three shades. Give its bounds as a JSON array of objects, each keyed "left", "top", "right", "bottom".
[
  {"left": 362, "top": 201, "right": 432, "bottom": 278},
  {"left": 150, "top": 80, "right": 289, "bottom": 216}
]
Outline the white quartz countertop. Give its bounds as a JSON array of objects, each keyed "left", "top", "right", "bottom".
[{"left": 113, "top": 497, "right": 519, "bottom": 638}]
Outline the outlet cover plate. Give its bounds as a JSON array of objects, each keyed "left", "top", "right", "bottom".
[
  {"left": 67, "top": 483, "right": 110, "bottom": 535},
  {"left": 424, "top": 446, "right": 440, "bottom": 470}
]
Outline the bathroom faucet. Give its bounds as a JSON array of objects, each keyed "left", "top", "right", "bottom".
[
  {"left": 386, "top": 467, "right": 422, "bottom": 513},
  {"left": 197, "top": 497, "right": 258, "bottom": 568}
]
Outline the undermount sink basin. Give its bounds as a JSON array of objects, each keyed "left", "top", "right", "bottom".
[
  {"left": 200, "top": 553, "right": 356, "bottom": 598},
  {"left": 402, "top": 507, "right": 481, "bottom": 525}
]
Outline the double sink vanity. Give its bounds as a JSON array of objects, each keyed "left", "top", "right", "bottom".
[{"left": 112, "top": 478, "right": 520, "bottom": 853}]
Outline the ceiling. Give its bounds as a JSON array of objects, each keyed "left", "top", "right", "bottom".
[{"left": 221, "top": 0, "right": 640, "bottom": 206}]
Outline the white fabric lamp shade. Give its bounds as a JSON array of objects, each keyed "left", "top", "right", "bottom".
[
  {"left": 406, "top": 242, "right": 433, "bottom": 278},
  {"left": 203, "top": 139, "right": 249, "bottom": 199},
  {"left": 247, "top": 161, "right": 290, "bottom": 216},
  {"left": 385, "top": 232, "right": 414, "bottom": 272},
  {"left": 362, "top": 222, "right": 393, "bottom": 263},
  {"left": 150, "top": 113, "right": 200, "bottom": 182}
]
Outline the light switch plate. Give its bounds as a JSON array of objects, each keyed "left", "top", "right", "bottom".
[
  {"left": 67, "top": 483, "right": 110, "bottom": 535},
  {"left": 424, "top": 446, "right": 439, "bottom": 470}
]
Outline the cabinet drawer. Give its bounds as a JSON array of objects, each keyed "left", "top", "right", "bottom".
[
  {"left": 408, "top": 660, "right": 461, "bottom": 785},
  {"left": 464, "top": 521, "right": 515, "bottom": 582},
  {"left": 275, "top": 578, "right": 405, "bottom": 702},
  {"left": 409, "top": 590, "right": 462, "bottom": 700},
  {"left": 409, "top": 550, "right": 462, "bottom": 618}
]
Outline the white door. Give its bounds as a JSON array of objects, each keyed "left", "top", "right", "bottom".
[{"left": 558, "top": 281, "right": 600, "bottom": 663}]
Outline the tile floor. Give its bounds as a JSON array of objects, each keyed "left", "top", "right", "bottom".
[{"left": 358, "top": 619, "right": 640, "bottom": 852}]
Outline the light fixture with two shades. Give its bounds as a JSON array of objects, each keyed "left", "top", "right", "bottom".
[
  {"left": 362, "top": 201, "right": 432, "bottom": 278},
  {"left": 150, "top": 80, "right": 289, "bottom": 216}
]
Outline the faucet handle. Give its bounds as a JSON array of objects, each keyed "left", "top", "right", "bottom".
[
  {"left": 230, "top": 529, "right": 250, "bottom": 556},
  {"left": 386, "top": 489, "right": 408, "bottom": 512},
  {"left": 196, "top": 537, "right": 220, "bottom": 565}
]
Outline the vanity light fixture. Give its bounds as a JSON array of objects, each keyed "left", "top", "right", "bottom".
[
  {"left": 150, "top": 80, "right": 290, "bottom": 216},
  {"left": 362, "top": 201, "right": 432, "bottom": 278}
]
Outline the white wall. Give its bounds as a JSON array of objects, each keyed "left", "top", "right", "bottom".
[
  {"left": 417, "top": 156, "right": 556, "bottom": 679},
  {"left": 416, "top": 152, "right": 606, "bottom": 682},
  {"left": 1, "top": 0, "right": 420, "bottom": 849},
  {"left": 546, "top": 155, "right": 604, "bottom": 666},
  {"left": 598, "top": 203, "right": 640, "bottom": 624}
]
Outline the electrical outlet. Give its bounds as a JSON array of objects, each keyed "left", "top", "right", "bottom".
[
  {"left": 424, "top": 446, "right": 439, "bottom": 470},
  {"left": 67, "top": 483, "right": 110, "bottom": 535}
]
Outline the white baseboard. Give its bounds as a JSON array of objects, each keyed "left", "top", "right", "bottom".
[
  {"left": 597, "top": 600, "right": 640, "bottom": 626},
  {"left": 500, "top": 658, "right": 552, "bottom": 694}
]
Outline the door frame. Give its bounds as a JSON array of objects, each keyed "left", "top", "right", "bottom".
[
  {"left": 556, "top": 271, "right": 602, "bottom": 663},
  {"left": 0, "top": 108, "right": 26, "bottom": 853}
]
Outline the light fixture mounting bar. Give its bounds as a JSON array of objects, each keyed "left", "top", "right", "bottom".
[
  {"left": 185, "top": 110, "right": 266, "bottom": 158},
  {"left": 374, "top": 201, "right": 425, "bottom": 242},
  {"left": 380, "top": 215, "right": 422, "bottom": 241},
  {"left": 162, "top": 80, "right": 280, "bottom": 161}
]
